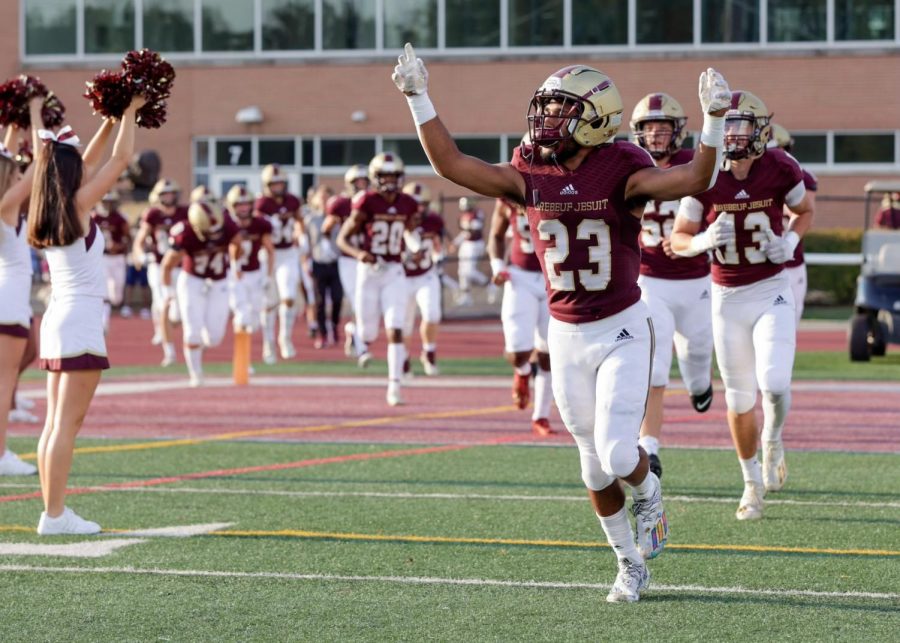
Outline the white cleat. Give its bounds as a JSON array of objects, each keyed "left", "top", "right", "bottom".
[
  {"left": 344, "top": 334, "right": 355, "bottom": 357},
  {"left": 736, "top": 481, "right": 765, "bottom": 521},
  {"left": 160, "top": 354, "right": 176, "bottom": 367},
  {"left": 762, "top": 441, "right": 788, "bottom": 493},
  {"left": 8, "top": 408, "right": 40, "bottom": 424},
  {"left": 151, "top": 332, "right": 162, "bottom": 346},
  {"left": 386, "top": 381, "right": 403, "bottom": 406},
  {"left": 279, "top": 339, "right": 296, "bottom": 360},
  {"left": 631, "top": 472, "right": 669, "bottom": 560},
  {"left": 189, "top": 375, "right": 204, "bottom": 388},
  {"left": 262, "top": 341, "right": 277, "bottom": 365},
  {"left": 420, "top": 355, "right": 440, "bottom": 376},
  {"left": 606, "top": 558, "right": 650, "bottom": 603},
  {"left": 0, "top": 449, "right": 38, "bottom": 476},
  {"left": 357, "top": 351, "right": 372, "bottom": 369},
  {"left": 14, "top": 393, "right": 35, "bottom": 410},
  {"left": 37, "top": 507, "right": 101, "bottom": 536}
]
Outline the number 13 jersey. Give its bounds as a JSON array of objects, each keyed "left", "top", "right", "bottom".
[
  {"left": 351, "top": 190, "right": 419, "bottom": 263},
  {"left": 511, "top": 141, "right": 654, "bottom": 323}
]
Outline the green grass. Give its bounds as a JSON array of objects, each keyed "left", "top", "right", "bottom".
[
  {"left": 802, "top": 305, "right": 853, "bottom": 320},
  {"left": 0, "top": 437, "right": 897, "bottom": 640}
]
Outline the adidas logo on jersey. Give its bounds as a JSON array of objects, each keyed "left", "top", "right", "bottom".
[
  {"left": 734, "top": 189, "right": 750, "bottom": 199},
  {"left": 615, "top": 328, "right": 633, "bottom": 342},
  {"left": 559, "top": 184, "right": 578, "bottom": 196},
  {"left": 700, "top": 289, "right": 710, "bottom": 300}
]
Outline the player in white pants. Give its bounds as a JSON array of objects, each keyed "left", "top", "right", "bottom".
[
  {"left": 92, "top": 189, "right": 131, "bottom": 332},
  {"left": 672, "top": 90, "right": 815, "bottom": 521},
  {"left": 453, "top": 197, "right": 497, "bottom": 305},
  {"left": 226, "top": 185, "right": 274, "bottom": 335}
]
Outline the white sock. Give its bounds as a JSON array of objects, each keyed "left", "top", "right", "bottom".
[
  {"left": 387, "top": 342, "right": 405, "bottom": 382},
  {"left": 739, "top": 456, "right": 763, "bottom": 486},
  {"left": 262, "top": 310, "right": 276, "bottom": 345},
  {"left": 423, "top": 342, "right": 436, "bottom": 353},
  {"left": 163, "top": 342, "right": 175, "bottom": 359},
  {"left": 184, "top": 346, "right": 203, "bottom": 380},
  {"left": 630, "top": 470, "right": 658, "bottom": 501},
  {"left": 639, "top": 436, "right": 660, "bottom": 457},
  {"left": 598, "top": 507, "right": 642, "bottom": 563},
  {"left": 515, "top": 363, "right": 531, "bottom": 376},
  {"left": 532, "top": 368, "right": 553, "bottom": 421},
  {"left": 761, "top": 390, "right": 791, "bottom": 444},
  {"left": 278, "top": 304, "right": 296, "bottom": 343}
]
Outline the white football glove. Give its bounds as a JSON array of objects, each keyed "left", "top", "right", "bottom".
[
  {"left": 699, "top": 67, "right": 732, "bottom": 114},
  {"left": 706, "top": 213, "right": 736, "bottom": 248},
  {"left": 763, "top": 229, "right": 800, "bottom": 264},
  {"left": 392, "top": 43, "right": 428, "bottom": 96}
]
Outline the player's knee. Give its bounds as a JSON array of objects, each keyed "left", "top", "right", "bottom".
[
  {"left": 725, "top": 388, "right": 756, "bottom": 414},
  {"left": 760, "top": 372, "right": 791, "bottom": 397},
  {"left": 579, "top": 457, "right": 615, "bottom": 491},
  {"left": 600, "top": 439, "right": 640, "bottom": 479},
  {"left": 650, "top": 368, "right": 669, "bottom": 388},
  {"left": 761, "top": 388, "right": 788, "bottom": 407}
]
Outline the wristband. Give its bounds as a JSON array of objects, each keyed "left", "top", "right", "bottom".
[
  {"left": 490, "top": 258, "right": 507, "bottom": 277},
  {"left": 673, "top": 231, "right": 711, "bottom": 258},
  {"left": 406, "top": 92, "right": 437, "bottom": 126},
  {"left": 700, "top": 113, "right": 724, "bottom": 148}
]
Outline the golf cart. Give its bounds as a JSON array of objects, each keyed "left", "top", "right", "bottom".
[{"left": 849, "top": 180, "right": 900, "bottom": 361}]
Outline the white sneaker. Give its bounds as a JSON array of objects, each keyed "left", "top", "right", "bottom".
[
  {"left": 262, "top": 341, "right": 277, "bottom": 365},
  {"left": 189, "top": 375, "right": 204, "bottom": 388},
  {"left": 357, "top": 351, "right": 372, "bottom": 369},
  {"left": 140, "top": 308, "right": 152, "bottom": 320},
  {"left": 386, "top": 381, "right": 403, "bottom": 406},
  {"left": 0, "top": 450, "right": 38, "bottom": 476},
  {"left": 631, "top": 472, "right": 668, "bottom": 560},
  {"left": 420, "top": 354, "right": 439, "bottom": 376},
  {"left": 37, "top": 507, "right": 101, "bottom": 536},
  {"left": 736, "top": 481, "right": 765, "bottom": 520},
  {"left": 8, "top": 408, "right": 40, "bottom": 424},
  {"left": 606, "top": 558, "right": 650, "bottom": 603},
  {"left": 279, "top": 339, "right": 296, "bottom": 360},
  {"left": 160, "top": 354, "right": 176, "bottom": 367},
  {"left": 119, "top": 305, "right": 133, "bottom": 318},
  {"left": 14, "top": 393, "right": 35, "bottom": 410},
  {"left": 762, "top": 440, "right": 788, "bottom": 493},
  {"left": 151, "top": 331, "right": 162, "bottom": 346}
]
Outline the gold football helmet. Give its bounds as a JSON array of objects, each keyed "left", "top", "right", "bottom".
[
  {"left": 190, "top": 184, "right": 217, "bottom": 204},
  {"left": 226, "top": 184, "right": 254, "bottom": 207},
  {"left": 724, "top": 90, "right": 772, "bottom": 160},
  {"left": 150, "top": 178, "right": 180, "bottom": 205},
  {"left": 261, "top": 163, "right": 288, "bottom": 197},
  {"left": 402, "top": 182, "right": 431, "bottom": 206},
  {"left": 344, "top": 164, "right": 370, "bottom": 193},
  {"left": 630, "top": 93, "right": 688, "bottom": 159},
  {"left": 188, "top": 201, "right": 224, "bottom": 240},
  {"left": 527, "top": 65, "right": 623, "bottom": 149},
  {"left": 368, "top": 153, "right": 405, "bottom": 193},
  {"left": 768, "top": 123, "right": 793, "bottom": 152}
]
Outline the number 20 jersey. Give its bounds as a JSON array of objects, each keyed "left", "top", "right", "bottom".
[
  {"left": 688, "top": 147, "right": 804, "bottom": 288},
  {"left": 351, "top": 190, "right": 419, "bottom": 263},
  {"left": 510, "top": 142, "right": 654, "bottom": 324}
]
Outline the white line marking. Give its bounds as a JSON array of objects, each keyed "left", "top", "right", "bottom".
[
  {"left": 0, "top": 539, "right": 145, "bottom": 558},
  {"left": 0, "top": 564, "right": 896, "bottom": 600},
  {"left": 110, "top": 522, "right": 235, "bottom": 538}
]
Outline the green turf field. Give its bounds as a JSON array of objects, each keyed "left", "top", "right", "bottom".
[{"left": 1, "top": 437, "right": 897, "bottom": 640}]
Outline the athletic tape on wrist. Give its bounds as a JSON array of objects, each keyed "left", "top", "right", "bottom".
[
  {"left": 490, "top": 258, "right": 506, "bottom": 277},
  {"left": 406, "top": 92, "right": 437, "bottom": 126}
]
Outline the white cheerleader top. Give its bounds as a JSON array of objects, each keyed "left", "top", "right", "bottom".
[
  {"left": 0, "top": 214, "right": 32, "bottom": 280},
  {"left": 45, "top": 219, "right": 106, "bottom": 299}
]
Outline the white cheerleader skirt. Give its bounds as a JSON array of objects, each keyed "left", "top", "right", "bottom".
[
  {"left": 0, "top": 273, "right": 31, "bottom": 339},
  {"left": 40, "top": 294, "right": 110, "bottom": 371}
]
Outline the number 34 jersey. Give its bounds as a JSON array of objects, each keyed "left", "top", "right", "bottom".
[
  {"left": 351, "top": 190, "right": 419, "bottom": 263},
  {"left": 169, "top": 217, "right": 240, "bottom": 281},
  {"left": 683, "top": 147, "right": 804, "bottom": 288},
  {"left": 510, "top": 141, "right": 655, "bottom": 324}
]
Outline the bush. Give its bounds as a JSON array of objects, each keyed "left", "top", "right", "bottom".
[{"left": 803, "top": 228, "right": 862, "bottom": 305}]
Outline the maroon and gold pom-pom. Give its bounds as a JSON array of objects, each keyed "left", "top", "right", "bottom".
[
  {"left": 0, "top": 74, "right": 66, "bottom": 129},
  {"left": 83, "top": 49, "right": 175, "bottom": 129},
  {"left": 83, "top": 69, "right": 134, "bottom": 121}
]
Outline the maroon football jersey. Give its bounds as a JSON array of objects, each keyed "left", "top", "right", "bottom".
[
  {"left": 255, "top": 194, "right": 302, "bottom": 249},
  {"left": 510, "top": 141, "right": 655, "bottom": 323},
  {"left": 784, "top": 168, "right": 818, "bottom": 268},
  {"left": 326, "top": 194, "right": 363, "bottom": 257},
  {"left": 639, "top": 149, "right": 710, "bottom": 280},
  {"left": 142, "top": 206, "right": 188, "bottom": 262},
  {"left": 169, "top": 217, "right": 239, "bottom": 281},
  {"left": 93, "top": 209, "right": 131, "bottom": 256},
  {"left": 351, "top": 190, "right": 418, "bottom": 263},
  {"left": 500, "top": 199, "right": 541, "bottom": 273},
  {"left": 235, "top": 216, "right": 273, "bottom": 273},
  {"left": 459, "top": 209, "right": 485, "bottom": 242},
  {"left": 691, "top": 148, "right": 804, "bottom": 287},
  {"left": 404, "top": 212, "right": 444, "bottom": 277}
]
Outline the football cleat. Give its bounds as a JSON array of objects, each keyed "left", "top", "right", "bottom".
[
  {"left": 151, "top": 331, "right": 162, "bottom": 346},
  {"left": 690, "top": 385, "right": 714, "bottom": 413},
  {"left": 420, "top": 353, "right": 439, "bottom": 376},
  {"left": 279, "top": 339, "right": 297, "bottom": 360},
  {"left": 606, "top": 558, "right": 650, "bottom": 603},
  {"left": 119, "top": 305, "right": 133, "bottom": 318},
  {"left": 189, "top": 375, "right": 204, "bottom": 388},
  {"left": 512, "top": 371, "right": 530, "bottom": 410},
  {"left": 531, "top": 418, "right": 555, "bottom": 437},
  {"left": 37, "top": 507, "right": 101, "bottom": 536},
  {"left": 386, "top": 381, "right": 403, "bottom": 406},
  {"left": 631, "top": 472, "right": 668, "bottom": 560},
  {"left": 357, "top": 351, "right": 372, "bottom": 369},
  {"left": 762, "top": 441, "right": 788, "bottom": 493},
  {"left": 8, "top": 408, "right": 39, "bottom": 424},
  {"left": 343, "top": 334, "right": 355, "bottom": 357},
  {"left": 262, "top": 342, "right": 277, "bottom": 365},
  {"left": 0, "top": 450, "right": 38, "bottom": 476},
  {"left": 14, "top": 393, "right": 35, "bottom": 410},
  {"left": 736, "top": 481, "right": 765, "bottom": 520},
  {"left": 160, "top": 354, "right": 176, "bottom": 367},
  {"left": 648, "top": 453, "right": 663, "bottom": 479}
]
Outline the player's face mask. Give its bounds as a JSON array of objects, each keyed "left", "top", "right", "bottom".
[{"left": 724, "top": 117, "right": 756, "bottom": 160}]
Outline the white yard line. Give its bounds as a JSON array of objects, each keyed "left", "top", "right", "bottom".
[{"left": 0, "top": 564, "right": 896, "bottom": 600}]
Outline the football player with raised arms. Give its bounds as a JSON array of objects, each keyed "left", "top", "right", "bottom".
[
  {"left": 132, "top": 178, "right": 187, "bottom": 366},
  {"left": 671, "top": 91, "right": 815, "bottom": 521},
  {"left": 254, "top": 164, "right": 304, "bottom": 362},
  {"left": 393, "top": 43, "right": 731, "bottom": 602},
  {"left": 487, "top": 194, "right": 556, "bottom": 437},
  {"left": 226, "top": 184, "right": 274, "bottom": 338},
  {"left": 630, "top": 93, "right": 715, "bottom": 479},
  {"left": 161, "top": 194, "right": 242, "bottom": 387},
  {"left": 336, "top": 152, "right": 420, "bottom": 406}
]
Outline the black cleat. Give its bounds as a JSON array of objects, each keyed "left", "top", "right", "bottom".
[
  {"left": 648, "top": 453, "right": 663, "bottom": 479},
  {"left": 690, "top": 385, "right": 714, "bottom": 413}
]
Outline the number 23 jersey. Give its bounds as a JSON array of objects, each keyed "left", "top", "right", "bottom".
[
  {"left": 510, "top": 142, "right": 654, "bottom": 323},
  {"left": 351, "top": 190, "right": 419, "bottom": 263},
  {"left": 682, "top": 147, "right": 804, "bottom": 288}
]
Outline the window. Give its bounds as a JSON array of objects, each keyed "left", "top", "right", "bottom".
[
  {"left": 637, "top": 0, "right": 693, "bottom": 44},
  {"left": 144, "top": 0, "right": 194, "bottom": 52},
  {"left": 702, "top": 0, "right": 759, "bottom": 43},
  {"left": 383, "top": 138, "right": 430, "bottom": 166},
  {"left": 323, "top": 0, "right": 376, "bottom": 50},
  {"left": 572, "top": 0, "right": 628, "bottom": 45},
  {"left": 447, "top": 0, "right": 500, "bottom": 47},
  {"left": 834, "top": 134, "right": 895, "bottom": 164},
  {"left": 84, "top": 0, "right": 135, "bottom": 54},
  {"left": 215, "top": 140, "right": 253, "bottom": 167},
  {"left": 320, "top": 139, "right": 377, "bottom": 166},
  {"left": 457, "top": 138, "right": 501, "bottom": 163},
  {"left": 384, "top": 0, "right": 437, "bottom": 49},
  {"left": 262, "top": 0, "right": 315, "bottom": 50},
  {"left": 260, "top": 140, "right": 296, "bottom": 166},
  {"left": 768, "top": 0, "right": 825, "bottom": 42},
  {"left": 509, "top": 0, "right": 563, "bottom": 47},
  {"left": 836, "top": 0, "right": 894, "bottom": 40},
  {"left": 790, "top": 134, "right": 827, "bottom": 164},
  {"left": 25, "top": 0, "right": 77, "bottom": 55},
  {"left": 195, "top": 140, "right": 210, "bottom": 168},
  {"left": 302, "top": 140, "right": 315, "bottom": 166},
  {"left": 202, "top": 0, "right": 254, "bottom": 51}
]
